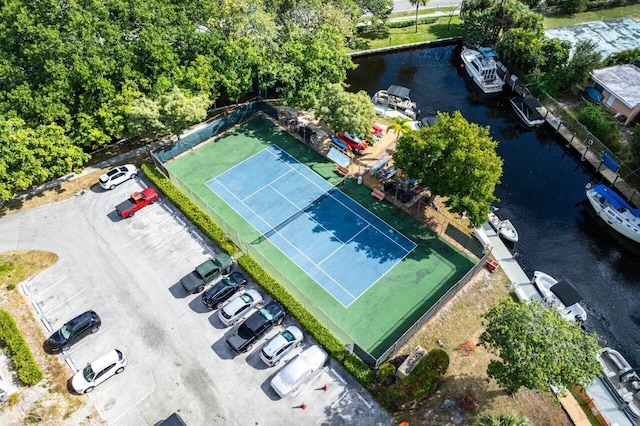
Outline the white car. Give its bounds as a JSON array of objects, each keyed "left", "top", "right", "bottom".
[
  {"left": 71, "top": 349, "right": 127, "bottom": 394},
  {"left": 270, "top": 345, "right": 328, "bottom": 398},
  {"left": 99, "top": 164, "right": 137, "bottom": 190},
  {"left": 218, "top": 289, "right": 263, "bottom": 326},
  {"left": 259, "top": 325, "right": 303, "bottom": 367}
]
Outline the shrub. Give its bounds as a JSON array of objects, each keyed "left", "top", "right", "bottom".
[
  {"left": 578, "top": 104, "right": 621, "bottom": 149},
  {"left": 379, "top": 362, "right": 396, "bottom": 378},
  {"left": 377, "top": 348, "right": 449, "bottom": 411},
  {"left": 0, "top": 310, "right": 44, "bottom": 385},
  {"left": 632, "top": 125, "right": 640, "bottom": 162},
  {"left": 142, "top": 163, "right": 375, "bottom": 387}
]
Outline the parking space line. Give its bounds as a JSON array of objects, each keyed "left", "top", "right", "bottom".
[
  {"left": 40, "top": 275, "right": 69, "bottom": 293},
  {"left": 355, "top": 391, "right": 372, "bottom": 409},
  {"left": 329, "top": 368, "right": 347, "bottom": 385},
  {"left": 65, "top": 357, "right": 78, "bottom": 373},
  {"left": 31, "top": 299, "right": 43, "bottom": 316},
  {"left": 331, "top": 391, "right": 348, "bottom": 409},
  {"left": 93, "top": 404, "right": 106, "bottom": 422},
  {"left": 41, "top": 317, "right": 53, "bottom": 333},
  {"left": 42, "top": 289, "right": 85, "bottom": 315},
  {"left": 110, "top": 390, "right": 153, "bottom": 424}
]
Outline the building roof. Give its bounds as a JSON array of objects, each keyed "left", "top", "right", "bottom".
[
  {"left": 591, "top": 64, "right": 640, "bottom": 109},
  {"left": 545, "top": 18, "right": 640, "bottom": 58}
]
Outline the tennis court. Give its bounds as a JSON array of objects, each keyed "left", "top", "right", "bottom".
[
  {"left": 163, "top": 114, "right": 476, "bottom": 360},
  {"left": 206, "top": 145, "right": 416, "bottom": 307}
]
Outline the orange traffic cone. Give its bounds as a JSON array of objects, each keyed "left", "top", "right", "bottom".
[
  {"left": 322, "top": 384, "right": 328, "bottom": 391},
  {"left": 300, "top": 402, "right": 307, "bottom": 410}
]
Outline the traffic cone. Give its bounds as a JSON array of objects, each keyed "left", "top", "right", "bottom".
[
  {"left": 300, "top": 402, "right": 307, "bottom": 410},
  {"left": 322, "top": 384, "right": 328, "bottom": 391}
]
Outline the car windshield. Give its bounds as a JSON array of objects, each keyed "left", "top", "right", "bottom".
[
  {"left": 82, "top": 363, "right": 96, "bottom": 382},
  {"left": 240, "top": 294, "right": 252, "bottom": 303},
  {"left": 260, "top": 308, "right": 273, "bottom": 321},
  {"left": 282, "top": 330, "right": 294, "bottom": 342},
  {"left": 60, "top": 324, "right": 72, "bottom": 339}
]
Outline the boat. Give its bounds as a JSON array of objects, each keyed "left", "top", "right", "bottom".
[
  {"left": 509, "top": 96, "right": 545, "bottom": 127},
  {"left": 487, "top": 211, "right": 519, "bottom": 243},
  {"left": 371, "top": 85, "right": 419, "bottom": 120},
  {"left": 460, "top": 46, "right": 504, "bottom": 94},
  {"left": 531, "top": 271, "right": 587, "bottom": 322},
  {"left": 597, "top": 347, "right": 640, "bottom": 422},
  {"left": 585, "top": 184, "right": 640, "bottom": 244}
]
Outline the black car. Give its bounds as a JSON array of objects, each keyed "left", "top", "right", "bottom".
[
  {"left": 201, "top": 271, "right": 247, "bottom": 309},
  {"left": 226, "top": 301, "right": 285, "bottom": 354},
  {"left": 46, "top": 310, "right": 101, "bottom": 353}
]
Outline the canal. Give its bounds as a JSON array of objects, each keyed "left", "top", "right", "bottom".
[{"left": 347, "top": 43, "right": 640, "bottom": 367}]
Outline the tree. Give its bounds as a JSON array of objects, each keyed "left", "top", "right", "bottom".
[
  {"left": 479, "top": 299, "right": 602, "bottom": 395},
  {"left": 125, "top": 96, "right": 167, "bottom": 139},
  {"left": 158, "top": 87, "right": 210, "bottom": 138},
  {"left": 476, "top": 412, "right": 531, "bottom": 426},
  {"left": 561, "top": 0, "right": 588, "bottom": 14},
  {"left": 461, "top": 0, "right": 542, "bottom": 45},
  {"left": 386, "top": 116, "right": 413, "bottom": 140},
  {"left": 408, "top": 0, "right": 429, "bottom": 33},
  {"left": 558, "top": 40, "right": 602, "bottom": 90},
  {"left": 496, "top": 29, "right": 545, "bottom": 76},
  {"left": 392, "top": 111, "right": 502, "bottom": 227},
  {"left": 0, "top": 118, "right": 88, "bottom": 200},
  {"left": 316, "top": 84, "right": 376, "bottom": 136}
]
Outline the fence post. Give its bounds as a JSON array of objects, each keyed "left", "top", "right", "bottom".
[{"left": 581, "top": 140, "right": 593, "bottom": 162}]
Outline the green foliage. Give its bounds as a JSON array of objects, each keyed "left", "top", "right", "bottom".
[
  {"left": 377, "top": 349, "right": 449, "bottom": 412},
  {"left": 393, "top": 111, "right": 503, "bottom": 227},
  {"left": 605, "top": 48, "right": 640, "bottom": 67},
  {"left": 158, "top": 87, "right": 210, "bottom": 138},
  {"left": 6, "top": 392, "right": 21, "bottom": 406},
  {"left": 461, "top": 0, "right": 543, "bottom": 45},
  {"left": 384, "top": 18, "right": 438, "bottom": 30},
  {"left": 316, "top": 84, "right": 377, "bottom": 136},
  {"left": 578, "top": 105, "right": 621, "bottom": 148},
  {"left": 142, "top": 163, "right": 375, "bottom": 387},
  {"left": 497, "top": 29, "right": 545, "bottom": 76},
  {"left": 386, "top": 117, "right": 414, "bottom": 140},
  {"left": 479, "top": 299, "right": 602, "bottom": 395},
  {"left": 0, "top": 310, "right": 44, "bottom": 386},
  {"left": 476, "top": 412, "right": 531, "bottom": 426},
  {"left": 558, "top": 40, "right": 602, "bottom": 90},
  {"left": 630, "top": 124, "right": 640, "bottom": 166},
  {"left": 562, "top": 0, "right": 589, "bottom": 13},
  {"left": 7, "top": 284, "right": 16, "bottom": 291},
  {"left": 0, "top": 118, "right": 89, "bottom": 201},
  {"left": 379, "top": 362, "right": 396, "bottom": 377}
]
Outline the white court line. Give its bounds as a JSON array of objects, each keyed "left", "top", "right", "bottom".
[
  {"left": 110, "top": 390, "right": 153, "bottom": 424},
  {"left": 42, "top": 289, "right": 85, "bottom": 315}
]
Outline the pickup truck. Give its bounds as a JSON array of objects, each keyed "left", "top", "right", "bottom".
[
  {"left": 180, "top": 254, "right": 234, "bottom": 294},
  {"left": 226, "top": 301, "right": 285, "bottom": 354},
  {"left": 115, "top": 188, "right": 158, "bottom": 218}
]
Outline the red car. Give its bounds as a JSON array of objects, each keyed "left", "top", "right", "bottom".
[{"left": 115, "top": 188, "right": 158, "bottom": 218}]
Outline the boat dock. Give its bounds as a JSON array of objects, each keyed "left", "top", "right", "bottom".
[{"left": 479, "top": 222, "right": 636, "bottom": 426}]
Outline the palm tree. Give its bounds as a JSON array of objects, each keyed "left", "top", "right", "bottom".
[
  {"left": 476, "top": 412, "right": 531, "bottom": 426},
  {"left": 409, "top": 0, "right": 430, "bottom": 33},
  {"left": 386, "top": 116, "right": 413, "bottom": 140}
]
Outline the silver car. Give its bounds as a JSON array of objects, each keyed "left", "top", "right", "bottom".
[
  {"left": 99, "top": 164, "right": 137, "bottom": 190},
  {"left": 218, "top": 289, "right": 263, "bottom": 326},
  {"left": 259, "top": 325, "right": 303, "bottom": 367},
  {"left": 270, "top": 345, "right": 328, "bottom": 398}
]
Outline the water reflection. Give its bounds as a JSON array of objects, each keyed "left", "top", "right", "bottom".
[{"left": 347, "top": 43, "right": 640, "bottom": 367}]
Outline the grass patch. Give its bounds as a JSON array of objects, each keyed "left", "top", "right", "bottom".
[
  {"left": 351, "top": 17, "right": 462, "bottom": 52},
  {"left": 383, "top": 7, "right": 458, "bottom": 20},
  {"left": 0, "top": 251, "right": 58, "bottom": 288},
  {"left": 543, "top": 4, "right": 640, "bottom": 28},
  {"left": 570, "top": 386, "right": 601, "bottom": 426}
]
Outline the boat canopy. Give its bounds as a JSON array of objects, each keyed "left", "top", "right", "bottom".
[
  {"left": 387, "top": 85, "right": 411, "bottom": 100},
  {"left": 594, "top": 185, "right": 640, "bottom": 217},
  {"left": 550, "top": 281, "right": 583, "bottom": 306},
  {"left": 478, "top": 47, "right": 499, "bottom": 58}
]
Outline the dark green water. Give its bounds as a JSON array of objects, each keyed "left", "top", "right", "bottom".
[{"left": 347, "top": 43, "right": 640, "bottom": 366}]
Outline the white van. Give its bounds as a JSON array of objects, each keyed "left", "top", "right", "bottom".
[{"left": 269, "top": 345, "right": 328, "bottom": 398}]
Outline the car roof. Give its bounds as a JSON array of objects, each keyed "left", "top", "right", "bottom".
[
  {"left": 263, "top": 301, "right": 284, "bottom": 317},
  {"left": 223, "top": 290, "right": 260, "bottom": 313},
  {"left": 271, "top": 346, "right": 327, "bottom": 393},
  {"left": 90, "top": 349, "right": 122, "bottom": 371},
  {"left": 68, "top": 310, "right": 99, "bottom": 329},
  {"left": 262, "top": 326, "right": 302, "bottom": 356}
]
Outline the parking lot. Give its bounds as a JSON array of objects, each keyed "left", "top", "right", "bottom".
[{"left": 0, "top": 176, "right": 392, "bottom": 425}]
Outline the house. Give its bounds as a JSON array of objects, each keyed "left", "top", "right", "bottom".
[{"left": 590, "top": 64, "right": 640, "bottom": 126}]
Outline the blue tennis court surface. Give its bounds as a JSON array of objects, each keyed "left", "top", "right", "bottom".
[{"left": 206, "top": 145, "right": 416, "bottom": 306}]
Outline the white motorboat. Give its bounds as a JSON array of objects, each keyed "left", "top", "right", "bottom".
[
  {"left": 586, "top": 183, "right": 640, "bottom": 244},
  {"left": 598, "top": 347, "right": 640, "bottom": 422},
  {"left": 488, "top": 211, "right": 518, "bottom": 243},
  {"left": 371, "top": 85, "right": 419, "bottom": 121},
  {"left": 509, "top": 96, "right": 545, "bottom": 127},
  {"left": 531, "top": 271, "right": 587, "bottom": 322},
  {"left": 460, "top": 46, "right": 505, "bottom": 94}
]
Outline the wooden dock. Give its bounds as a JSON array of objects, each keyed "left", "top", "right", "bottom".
[{"left": 536, "top": 104, "right": 639, "bottom": 205}]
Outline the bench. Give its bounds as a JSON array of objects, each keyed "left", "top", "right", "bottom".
[
  {"left": 335, "top": 165, "right": 350, "bottom": 176},
  {"left": 371, "top": 188, "right": 385, "bottom": 201}
]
